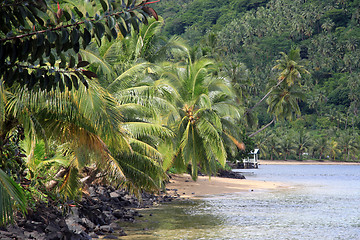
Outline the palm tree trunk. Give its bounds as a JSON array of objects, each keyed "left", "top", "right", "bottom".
[
  {"left": 248, "top": 117, "right": 275, "bottom": 138},
  {"left": 245, "top": 79, "right": 285, "bottom": 115}
]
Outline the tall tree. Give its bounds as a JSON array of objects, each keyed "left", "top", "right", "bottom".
[{"left": 160, "top": 57, "right": 244, "bottom": 179}]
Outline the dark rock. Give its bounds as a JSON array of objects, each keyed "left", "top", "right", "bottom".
[
  {"left": 109, "top": 222, "right": 122, "bottom": 231},
  {"left": 217, "top": 169, "right": 246, "bottom": 179},
  {"left": 109, "top": 191, "right": 122, "bottom": 198},
  {"left": 65, "top": 217, "right": 86, "bottom": 235},
  {"left": 103, "top": 235, "right": 118, "bottom": 239},
  {"left": 88, "top": 186, "right": 97, "bottom": 197},
  {"left": 99, "top": 225, "right": 113, "bottom": 233},
  {"left": 89, "top": 232, "right": 99, "bottom": 238},
  {"left": 0, "top": 184, "right": 178, "bottom": 240},
  {"left": 113, "top": 209, "right": 124, "bottom": 219},
  {"left": 80, "top": 217, "right": 95, "bottom": 230},
  {"left": 46, "top": 231, "right": 64, "bottom": 240}
]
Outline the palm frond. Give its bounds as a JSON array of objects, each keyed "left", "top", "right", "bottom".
[
  {"left": 196, "top": 117, "right": 227, "bottom": 167},
  {"left": 0, "top": 169, "right": 27, "bottom": 225},
  {"left": 107, "top": 62, "right": 152, "bottom": 92},
  {"left": 80, "top": 49, "right": 115, "bottom": 79},
  {"left": 122, "top": 122, "right": 174, "bottom": 140},
  {"left": 116, "top": 151, "right": 166, "bottom": 194},
  {"left": 59, "top": 165, "right": 80, "bottom": 200}
]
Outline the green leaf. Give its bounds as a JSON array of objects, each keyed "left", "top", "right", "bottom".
[
  {"left": 63, "top": 10, "right": 72, "bottom": 22},
  {"left": 47, "top": 31, "right": 58, "bottom": 43},
  {"left": 130, "top": 17, "right": 139, "bottom": 33},
  {"left": 68, "top": 55, "right": 75, "bottom": 68},
  {"left": 44, "top": 39, "right": 51, "bottom": 57},
  {"left": 61, "top": 28, "right": 69, "bottom": 44},
  {"left": 10, "top": 43, "right": 17, "bottom": 64},
  {"left": 71, "top": 74, "right": 79, "bottom": 90},
  {"left": 95, "top": 22, "right": 105, "bottom": 40},
  {"left": 59, "top": 54, "right": 66, "bottom": 68},
  {"left": 47, "top": 74, "right": 54, "bottom": 91},
  {"left": 59, "top": 75, "right": 65, "bottom": 92},
  {"left": 111, "top": 28, "right": 117, "bottom": 39},
  {"left": 71, "top": 28, "right": 80, "bottom": 44},
  {"left": 36, "top": 33, "right": 45, "bottom": 47},
  {"left": 73, "top": 7, "right": 83, "bottom": 18},
  {"left": 95, "top": 13, "right": 100, "bottom": 21},
  {"left": 54, "top": 71, "right": 60, "bottom": 83},
  {"left": 64, "top": 74, "right": 72, "bottom": 90},
  {"left": 74, "top": 71, "right": 88, "bottom": 88},
  {"left": 82, "top": 70, "right": 97, "bottom": 79},
  {"left": 118, "top": 22, "right": 128, "bottom": 37},
  {"left": 100, "top": 0, "right": 108, "bottom": 12},
  {"left": 0, "top": 169, "right": 27, "bottom": 226},
  {"left": 107, "top": 16, "right": 116, "bottom": 29},
  {"left": 14, "top": 7, "right": 26, "bottom": 26},
  {"left": 49, "top": 53, "right": 55, "bottom": 66},
  {"left": 84, "top": 20, "right": 93, "bottom": 31},
  {"left": 73, "top": 42, "right": 80, "bottom": 53},
  {"left": 83, "top": 28, "right": 92, "bottom": 48},
  {"left": 77, "top": 61, "right": 90, "bottom": 68}
]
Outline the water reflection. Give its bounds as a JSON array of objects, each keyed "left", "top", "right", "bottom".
[
  {"left": 118, "top": 165, "right": 360, "bottom": 240},
  {"left": 119, "top": 200, "right": 224, "bottom": 240}
]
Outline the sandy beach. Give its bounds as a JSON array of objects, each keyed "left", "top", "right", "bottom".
[
  {"left": 166, "top": 160, "right": 360, "bottom": 199},
  {"left": 259, "top": 160, "right": 360, "bottom": 165},
  {"left": 167, "top": 174, "right": 287, "bottom": 199}
]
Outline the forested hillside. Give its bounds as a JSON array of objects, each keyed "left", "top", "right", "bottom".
[{"left": 158, "top": 0, "right": 360, "bottom": 161}]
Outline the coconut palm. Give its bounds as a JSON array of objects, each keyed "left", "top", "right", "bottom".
[
  {"left": 80, "top": 17, "right": 187, "bottom": 88},
  {"left": 294, "top": 129, "right": 312, "bottom": 160},
  {"left": 158, "top": 57, "right": 243, "bottom": 179},
  {"left": 267, "top": 84, "right": 305, "bottom": 121},
  {"left": 279, "top": 135, "right": 295, "bottom": 161},
  {"left": 247, "top": 49, "right": 309, "bottom": 137},
  {"left": 0, "top": 77, "right": 171, "bottom": 224},
  {"left": 311, "top": 136, "right": 328, "bottom": 160},
  {"left": 329, "top": 140, "right": 340, "bottom": 161},
  {"left": 338, "top": 131, "right": 359, "bottom": 161}
]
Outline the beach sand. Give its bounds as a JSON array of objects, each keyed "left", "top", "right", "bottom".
[
  {"left": 260, "top": 160, "right": 360, "bottom": 165},
  {"left": 167, "top": 174, "right": 286, "bottom": 199},
  {"left": 166, "top": 161, "right": 359, "bottom": 199}
]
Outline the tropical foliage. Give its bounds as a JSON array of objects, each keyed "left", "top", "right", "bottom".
[{"left": 1, "top": 0, "right": 360, "bottom": 228}]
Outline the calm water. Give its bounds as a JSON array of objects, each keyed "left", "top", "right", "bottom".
[{"left": 118, "top": 165, "right": 360, "bottom": 240}]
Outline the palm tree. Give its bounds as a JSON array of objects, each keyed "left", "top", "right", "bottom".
[
  {"left": 267, "top": 84, "right": 305, "bottom": 121},
  {"left": 338, "top": 131, "right": 359, "bottom": 162},
  {"left": 312, "top": 136, "right": 328, "bottom": 161},
  {"left": 247, "top": 49, "right": 309, "bottom": 137},
  {"left": 294, "top": 129, "right": 312, "bottom": 160},
  {"left": 158, "top": 57, "right": 243, "bottom": 179},
  {"left": 80, "top": 17, "right": 187, "bottom": 88},
  {"left": 279, "top": 135, "right": 295, "bottom": 161},
  {"left": 247, "top": 48, "right": 309, "bottom": 114},
  {"left": 0, "top": 76, "right": 172, "bottom": 223},
  {"left": 329, "top": 140, "right": 340, "bottom": 161}
]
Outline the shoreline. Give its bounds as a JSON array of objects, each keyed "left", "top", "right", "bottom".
[
  {"left": 259, "top": 160, "right": 360, "bottom": 165},
  {"left": 166, "top": 174, "right": 287, "bottom": 199}
]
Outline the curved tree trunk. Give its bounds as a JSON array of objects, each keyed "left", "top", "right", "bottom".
[
  {"left": 245, "top": 78, "right": 285, "bottom": 115},
  {"left": 248, "top": 117, "right": 276, "bottom": 138}
]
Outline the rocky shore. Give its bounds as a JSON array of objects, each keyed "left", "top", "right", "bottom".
[{"left": 0, "top": 185, "right": 179, "bottom": 240}]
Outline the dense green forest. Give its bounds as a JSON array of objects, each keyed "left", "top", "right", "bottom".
[
  {"left": 1, "top": 0, "right": 359, "bottom": 226},
  {"left": 157, "top": 0, "right": 360, "bottom": 161}
]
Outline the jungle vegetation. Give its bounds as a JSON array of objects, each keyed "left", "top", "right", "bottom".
[{"left": 1, "top": 0, "right": 360, "bottom": 225}]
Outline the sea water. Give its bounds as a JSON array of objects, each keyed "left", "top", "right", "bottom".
[{"left": 118, "top": 165, "right": 360, "bottom": 240}]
